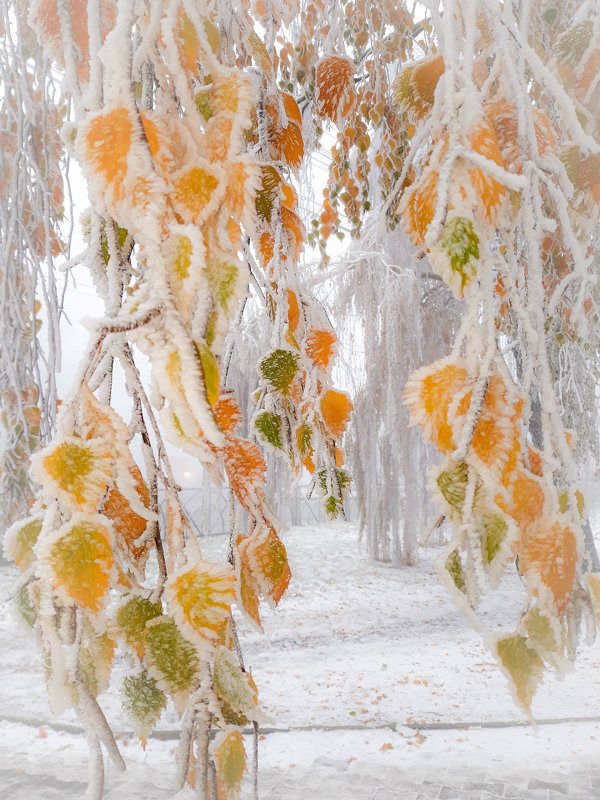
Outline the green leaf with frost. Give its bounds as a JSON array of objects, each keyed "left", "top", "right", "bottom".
[
  {"left": 259, "top": 349, "right": 298, "bottom": 393},
  {"left": 255, "top": 411, "right": 284, "bottom": 449},
  {"left": 145, "top": 617, "right": 199, "bottom": 696},
  {"left": 445, "top": 548, "right": 466, "bottom": 593},
  {"left": 122, "top": 670, "right": 166, "bottom": 739}
]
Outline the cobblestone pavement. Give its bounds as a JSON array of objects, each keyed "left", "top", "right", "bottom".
[
  {"left": 2, "top": 718, "right": 600, "bottom": 800},
  {"left": 2, "top": 762, "right": 596, "bottom": 800}
]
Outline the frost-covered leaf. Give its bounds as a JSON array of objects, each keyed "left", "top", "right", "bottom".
[
  {"left": 398, "top": 165, "right": 438, "bottom": 248},
  {"left": 466, "top": 121, "right": 506, "bottom": 226},
  {"left": 265, "top": 94, "right": 304, "bottom": 169},
  {"left": 164, "top": 227, "right": 206, "bottom": 320},
  {"left": 4, "top": 514, "right": 43, "bottom": 571},
  {"left": 316, "top": 56, "right": 356, "bottom": 125},
  {"left": 237, "top": 526, "right": 290, "bottom": 613},
  {"left": 305, "top": 328, "right": 337, "bottom": 370},
  {"left": 435, "top": 461, "right": 471, "bottom": 513},
  {"left": 29, "top": 0, "right": 115, "bottom": 83},
  {"left": 254, "top": 411, "right": 284, "bottom": 449},
  {"left": 206, "top": 251, "right": 243, "bottom": 312},
  {"left": 213, "top": 395, "right": 243, "bottom": 434},
  {"left": 213, "top": 646, "right": 262, "bottom": 724},
  {"left": 17, "top": 584, "right": 38, "bottom": 628},
  {"left": 212, "top": 729, "right": 246, "bottom": 799},
  {"left": 42, "top": 514, "right": 114, "bottom": 614},
  {"left": 524, "top": 608, "right": 561, "bottom": 655},
  {"left": 519, "top": 517, "right": 578, "bottom": 616},
  {"left": 404, "top": 357, "right": 469, "bottom": 453},
  {"left": 320, "top": 389, "right": 353, "bottom": 439},
  {"left": 171, "top": 161, "right": 225, "bottom": 226},
  {"left": 80, "top": 630, "right": 116, "bottom": 697},
  {"left": 103, "top": 464, "right": 151, "bottom": 571},
  {"left": 445, "top": 548, "right": 466, "bottom": 593},
  {"left": 493, "top": 633, "right": 544, "bottom": 713},
  {"left": 31, "top": 437, "right": 113, "bottom": 511},
  {"left": 224, "top": 438, "right": 267, "bottom": 514},
  {"left": 287, "top": 290, "right": 300, "bottom": 333},
  {"left": 498, "top": 470, "right": 546, "bottom": 531},
  {"left": 259, "top": 349, "right": 299, "bottom": 393},
  {"left": 430, "top": 216, "right": 479, "bottom": 298},
  {"left": 393, "top": 55, "right": 444, "bottom": 120},
  {"left": 165, "top": 558, "right": 235, "bottom": 646},
  {"left": 255, "top": 165, "right": 281, "bottom": 223},
  {"left": 145, "top": 616, "right": 199, "bottom": 703},
  {"left": 557, "top": 20, "right": 594, "bottom": 66},
  {"left": 296, "top": 423, "right": 312, "bottom": 457},
  {"left": 122, "top": 669, "right": 166, "bottom": 740},
  {"left": 115, "top": 595, "right": 162, "bottom": 659},
  {"left": 480, "top": 510, "right": 508, "bottom": 564},
  {"left": 196, "top": 342, "right": 220, "bottom": 408}
]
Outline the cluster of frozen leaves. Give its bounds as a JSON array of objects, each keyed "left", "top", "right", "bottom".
[
  {"left": 1, "top": 0, "right": 361, "bottom": 797},
  {"left": 399, "top": 1, "right": 600, "bottom": 713}
]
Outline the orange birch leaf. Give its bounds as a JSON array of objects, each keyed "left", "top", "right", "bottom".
[
  {"left": 305, "top": 328, "right": 337, "bottom": 370},
  {"left": 404, "top": 358, "right": 469, "bottom": 453},
  {"left": 238, "top": 525, "right": 291, "bottom": 608},
  {"left": 320, "top": 389, "right": 353, "bottom": 439},
  {"left": 316, "top": 56, "right": 357, "bottom": 125},
  {"left": 224, "top": 438, "right": 267, "bottom": 513},
  {"left": 213, "top": 395, "right": 243, "bottom": 434},
  {"left": 103, "top": 465, "right": 151, "bottom": 570},
  {"left": 519, "top": 517, "right": 579, "bottom": 616}
]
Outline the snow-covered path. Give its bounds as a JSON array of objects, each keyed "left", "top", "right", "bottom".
[{"left": 2, "top": 523, "right": 600, "bottom": 799}]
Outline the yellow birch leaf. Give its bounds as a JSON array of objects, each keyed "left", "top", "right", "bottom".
[
  {"left": 171, "top": 161, "right": 224, "bottom": 225},
  {"left": 32, "top": 436, "right": 113, "bottom": 512},
  {"left": 212, "top": 730, "right": 246, "bottom": 799},
  {"left": 44, "top": 514, "right": 114, "bottom": 613},
  {"left": 165, "top": 558, "right": 236, "bottom": 646}
]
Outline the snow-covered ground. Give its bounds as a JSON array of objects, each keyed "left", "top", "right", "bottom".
[{"left": 2, "top": 522, "right": 600, "bottom": 799}]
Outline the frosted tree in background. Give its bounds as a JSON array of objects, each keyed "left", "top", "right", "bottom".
[
  {"left": 0, "top": 0, "right": 66, "bottom": 529},
  {"left": 334, "top": 225, "right": 463, "bottom": 564}
]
